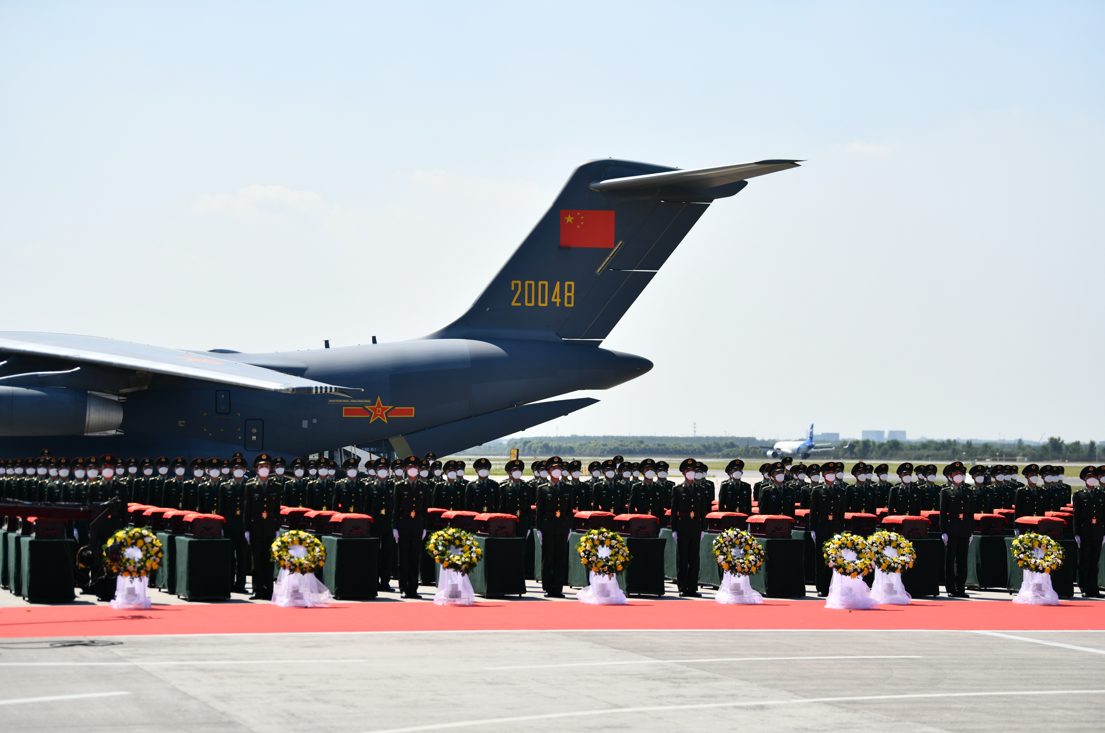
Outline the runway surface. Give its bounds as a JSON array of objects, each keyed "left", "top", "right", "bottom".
[{"left": 1, "top": 628, "right": 1103, "bottom": 732}]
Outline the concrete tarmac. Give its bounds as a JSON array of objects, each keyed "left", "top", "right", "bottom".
[{"left": 1, "top": 627, "right": 1103, "bottom": 732}]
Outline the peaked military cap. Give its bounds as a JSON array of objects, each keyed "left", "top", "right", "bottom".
[
  {"left": 781, "top": 456, "right": 793, "bottom": 466},
  {"left": 725, "top": 459, "right": 745, "bottom": 473},
  {"left": 505, "top": 459, "right": 524, "bottom": 472},
  {"left": 253, "top": 455, "right": 271, "bottom": 468},
  {"left": 99, "top": 454, "right": 119, "bottom": 466},
  {"left": 569, "top": 459, "right": 581, "bottom": 471},
  {"left": 639, "top": 458, "right": 656, "bottom": 470},
  {"left": 171, "top": 457, "right": 186, "bottom": 467},
  {"left": 424, "top": 452, "right": 437, "bottom": 462},
  {"left": 153, "top": 456, "right": 168, "bottom": 467},
  {"left": 472, "top": 458, "right": 491, "bottom": 470},
  {"left": 601, "top": 459, "right": 615, "bottom": 470},
  {"left": 679, "top": 458, "right": 697, "bottom": 473},
  {"left": 807, "top": 463, "right": 821, "bottom": 474},
  {"left": 897, "top": 462, "right": 914, "bottom": 475},
  {"left": 969, "top": 465, "right": 986, "bottom": 476},
  {"left": 611, "top": 455, "right": 624, "bottom": 468},
  {"left": 1079, "top": 466, "right": 1097, "bottom": 481},
  {"left": 342, "top": 456, "right": 359, "bottom": 470},
  {"left": 1023, "top": 464, "right": 1039, "bottom": 475},
  {"left": 273, "top": 456, "right": 286, "bottom": 468},
  {"left": 547, "top": 455, "right": 563, "bottom": 466},
  {"left": 874, "top": 463, "right": 889, "bottom": 474},
  {"left": 656, "top": 461, "right": 669, "bottom": 470},
  {"left": 588, "top": 460, "right": 601, "bottom": 472},
  {"left": 230, "top": 456, "right": 248, "bottom": 468}
]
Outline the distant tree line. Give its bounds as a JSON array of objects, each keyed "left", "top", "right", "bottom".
[{"left": 459, "top": 435, "right": 1099, "bottom": 462}]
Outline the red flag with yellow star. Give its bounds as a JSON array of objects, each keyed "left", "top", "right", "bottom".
[{"left": 559, "top": 210, "right": 615, "bottom": 248}]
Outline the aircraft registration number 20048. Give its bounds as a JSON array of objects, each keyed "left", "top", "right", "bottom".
[{"left": 510, "top": 280, "right": 575, "bottom": 307}]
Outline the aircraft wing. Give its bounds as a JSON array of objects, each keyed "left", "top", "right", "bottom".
[
  {"left": 589, "top": 160, "right": 801, "bottom": 193},
  {"left": 0, "top": 332, "right": 356, "bottom": 394}
]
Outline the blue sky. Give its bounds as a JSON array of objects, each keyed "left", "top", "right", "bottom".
[{"left": 2, "top": 2, "right": 1102, "bottom": 442}]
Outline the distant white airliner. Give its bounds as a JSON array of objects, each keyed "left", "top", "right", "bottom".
[{"left": 761, "top": 424, "right": 838, "bottom": 459}]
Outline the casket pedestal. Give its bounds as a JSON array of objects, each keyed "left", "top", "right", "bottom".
[
  {"left": 623, "top": 536, "right": 666, "bottom": 596},
  {"left": 320, "top": 536, "right": 378, "bottom": 600},
  {"left": 19, "top": 537, "right": 76, "bottom": 603},
  {"left": 174, "top": 536, "right": 232, "bottom": 601},
  {"left": 967, "top": 535, "right": 1009, "bottom": 590},
  {"left": 155, "top": 530, "right": 177, "bottom": 593},
  {"left": 747, "top": 536, "right": 805, "bottom": 598},
  {"left": 466, "top": 536, "right": 526, "bottom": 598},
  {"left": 901, "top": 538, "right": 944, "bottom": 598}
]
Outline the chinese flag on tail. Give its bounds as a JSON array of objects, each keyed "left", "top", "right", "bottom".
[{"left": 559, "top": 210, "right": 616, "bottom": 248}]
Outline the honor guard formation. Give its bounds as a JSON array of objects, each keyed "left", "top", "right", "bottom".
[{"left": 1, "top": 452, "right": 1103, "bottom": 601}]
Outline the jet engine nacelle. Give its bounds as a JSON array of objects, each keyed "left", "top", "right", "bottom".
[
  {"left": 0, "top": 387, "right": 123, "bottom": 436},
  {"left": 765, "top": 449, "right": 778, "bottom": 458}
]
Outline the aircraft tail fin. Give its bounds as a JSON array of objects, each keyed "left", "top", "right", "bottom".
[
  {"left": 808, "top": 424, "right": 814, "bottom": 443},
  {"left": 428, "top": 158, "right": 799, "bottom": 342}
]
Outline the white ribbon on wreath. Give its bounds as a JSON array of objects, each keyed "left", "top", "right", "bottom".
[
  {"left": 826, "top": 548, "right": 879, "bottom": 610},
  {"left": 716, "top": 545, "right": 763, "bottom": 605},
  {"left": 109, "top": 546, "right": 152, "bottom": 610},
  {"left": 434, "top": 546, "right": 475, "bottom": 606},
  {"left": 272, "top": 544, "right": 334, "bottom": 607},
  {"left": 1013, "top": 548, "right": 1059, "bottom": 606},
  {"left": 578, "top": 544, "right": 627, "bottom": 605},
  {"left": 870, "top": 545, "right": 911, "bottom": 605}
]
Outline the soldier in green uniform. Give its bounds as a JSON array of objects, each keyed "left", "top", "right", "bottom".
[
  {"left": 629, "top": 458, "right": 667, "bottom": 524},
  {"left": 195, "top": 459, "right": 221, "bottom": 514},
  {"left": 940, "top": 461, "right": 974, "bottom": 597},
  {"left": 530, "top": 460, "right": 548, "bottom": 491},
  {"left": 590, "top": 459, "right": 619, "bottom": 513},
  {"left": 306, "top": 459, "right": 334, "bottom": 511},
  {"left": 534, "top": 457, "right": 572, "bottom": 597},
  {"left": 1015, "top": 464, "right": 1046, "bottom": 518},
  {"left": 429, "top": 460, "right": 444, "bottom": 490},
  {"left": 656, "top": 461, "right": 674, "bottom": 516},
  {"left": 808, "top": 460, "right": 846, "bottom": 596},
  {"left": 992, "top": 465, "right": 1016, "bottom": 509},
  {"left": 158, "top": 458, "right": 185, "bottom": 509},
  {"left": 1051, "top": 466, "right": 1073, "bottom": 511},
  {"left": 1073, "top": 466, "right": 1104, "bottom": 598},
  {"left": 717, "top": 459, "right": 752, "bottom": 514},
  {"left": 671, "top": 458, "right": 708, "bottom": 596},
  {"left": 179, "top": 459, "right": 202, "bottom": 511},
  {"left": 453, "top": 460, "right": 468, "bottom": 489},
  {"left": 915, "top": 464, "right": 937, "bottom": 511},
  {"left": 564, "top": 459, "right": 587, "bottom": 511},
  {"left": 499, "top": 459, "right": 531, "bottom": 537},
  {"left": 128, "top": 458, "right": 152, "bottom": 505},
  {"left": 281, "top": 458, "right": 308, "bottom": 507},
  {"left": 616, "top": 461, "right": 634, "bottom": 515},
  {"left": 333, "top": 457, "right": 366, "bottom": 513},
  {"left": 888, "top": 463, "right": 923, "bottom": 516},
  {"left": 757, "top": 463, "right": 786, "bottom": 516},
  {"left": 243, "top": 456, "right": 281, "bottom": 599},
  {"left": 364, "top": 457, "right": 395, "bottom": 591},
  {"left": 86, "top": 455, "right": 127, "bottom": 600},
  {"left": 572, "top": 461, "right": 598, "bottom": 511},
  {"left": 392, "top": 456, "right": 429, "bottom": 598},
  {"left": 800, "top": 464, "right": 822, "bottom": 510},
  {"left": 217, "top": 456, "right": 250, "bottom": 593},
  {"left": 873, "top": 464, "right": 893, "bottom": 508},
  {"left": 464, "top": 458, "right": 498, "bottom": 513},
  {"left": 968, "top": 465, "right": 995, "bottom": 514},
  {"left": 431, "top": 461, "right": 465, "bottom": 509},
  {"left": 847, "top": 463, "right": 879, "bottom": 514}
]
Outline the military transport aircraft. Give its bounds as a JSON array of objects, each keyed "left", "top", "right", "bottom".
[{"left": 0, "top": 158, "right": 799, "bottom": 460}]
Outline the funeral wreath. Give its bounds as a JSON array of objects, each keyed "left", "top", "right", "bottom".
[
  {"left": 104, "top": 527, "right": 163, "bottom": 579},
  {"left": 271, "top": 530, "right": 327, "bottom": 574},
  {"left": 1011, "top": 532, "right": 1064, "bottom": 574},
  {"left": 426, "top": 527, "right": 483, "bottom": 576},
  {"left": 577, "top": 528, "right": 632, "bottom": 577},
  {"left": 712, "top": 528, "right": 765, "bottom": 577},
  {"left": 823, "top": 532, "right": 875, "bottom": 578},
  {"left": 866, "top": 531, "right": 916, "bottom": 574}
]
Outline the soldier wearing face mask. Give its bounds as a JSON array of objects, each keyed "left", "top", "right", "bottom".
[
  {"left": 268, "top": 457, "right": 288, "bottom": 494},
  {"left": 575, "top": 461, "right": 599, "bottom": 511},
  {"left": 332, "top": 457, "right": 366, "bottom": 513},
  {"left": 1015, "top": 464, "right": 1046, "bottom": 518},
  {"left": 591, "top": 459, "right": 620, "bottom": 513},
  {"left": 454, "top": 461, "right": 469, "bottom": 488},
  {"left": 429, "top": 460, "right": 444, "bottom": 490},
  {"left": 307, "top": 459, "right": 334, "bottom": 511},
  {"left": 629, "top": 458, "right": 667, "bottom": 524},
  {"left": 158, "top": 458, "right": 186, "bottom": 509},
  {"left": 281, "top": 458, "right": 309, "bottom": 507},
  {"left": 888, "top": 463, "right": 922, "bottom": 517},
  {"left": 968, "top": 465, "right": 995, "bottom": 513},
  {"left": 991, "top": 465, "right": 1015, "bottom": 509},
  {"left": 217, "top": 456, "right": 250, "bottom": 593},
  {"left": 392, "top": 456, "right": 430, "bottom": 599},
  {"left": 128, "top": 458, "right": 153, "bottom": 505},
  {"left": 1050, "top": 466, "right": 1072, "bottom": 512},
  {"left": 718, "top": 459, "right": 751, "bottom": 515},
  {"left": 1072, "top": 466, "right": 1104, "bottom": 598},
  {"left": 194, "top": 459, "right": 222, "bottom": 514},
  {"left": 922, "top": 465, "right": 943, "bottom": 511},
  {"left": 757, "top": 462, "right": 787, "bottom": 516},
  {"left": 808, "top": 460, "right": 847, "bottom": 597},
  {"left": 873, "top": 464, "right": 893, "bottom": 508},
  {"left": 534, "top": 457, "right": 572, "bottom": 597},
  {"left": 939, "top": 462, "right": 974, "bottom": 598},
  {"left": 243, "top": 456, "right": 281, "bottom": 599},
  {"left": 753, "top": 463, "right": 771, "bottom": 504},
  {"left": 671, "top": 458, "right": 709, "bottom": 597},
  {"left": 499, "top": 458, "right": 532, "bottom": 537},
  {"left": 847, "top": 463, "right": 879, "bottom": 514},
  {"left": 180, "top": 459, "right": 204, "bottom": 511},
  {"left": 40, "top": 458, "right": 62, "bottom": 503},
  {"left": 464, "top": 458, "right": 498, "bottom": 513},
  {"left": 432, "top": 460, "right": 465, "bottom": 510},
  {"left": 364, "top": 458, "right": 395, "bottom": 591},
  {"left": 655, "top": 461, "right": 674, "bottom": 514},
  {"left": 801, "top": 464, "right": 824, "bottom": 509}
]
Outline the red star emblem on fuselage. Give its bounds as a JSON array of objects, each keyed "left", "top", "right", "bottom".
[{"left": 366, "top": 396, "right": 392, "bottom": 423}]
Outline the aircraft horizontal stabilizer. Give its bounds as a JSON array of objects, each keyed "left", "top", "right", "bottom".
[
  {"left": 386, "top": 397, "right": 598, "bottom": 457},
  {"left": 0, "top": 332, "right": 358, "bottom": 395},
  {"left": 590, "top": 160, "right": 801, "bottom": 196}
]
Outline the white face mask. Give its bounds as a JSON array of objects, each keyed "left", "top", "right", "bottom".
[
  {"left": 694, "top": 471, "right": 705, "bottom": 481},
  {"left": 973, "top": 475, "right": 984, "bottom": 484},
  {"left": 293, "top": 468, "right": 304, "bottom": 478},
  {"left": 774, "top": 473, "right": 785, "bottom": 483},
  {"left": 571, "top": 471, "right": 581, "bottom": 479},
  {"left": 454, "top": 469, "right": 463, "bottom": 477},
  {"left": 798, "top": 473, "right": 807, "bottom": 481},
  {"left": 102, "top": 468, "right": 114, "bottom": 479},
  {"left": 591, "top": 471, "right": 601, "bottom": 479},
  {"left": 434, "top": 469, "right": 442, "bottom": 477},
  {"left": 551, "top": 468, "right": 562, "bottom": 479},
  {"left": 836, "top": 471, "right": 845, "bottom": 481},
  {"left": 37, "top": 467, "right": 47, "bottom": 476},
  {"left": 376, "top": 469, "right": 388, "bottom": 480},
  {"left": 143, "top": 468, "right": 153, "bottom": 476},
  {"left": 684, "top": 472, "right": 695, "bottom": 482},
  {"left": 48, "top": 468, "right": 58, "bottom": 478},
  {"left": 258, "top": 467, "right": 270, "bottom": 478},
  {"left": 926, "top": 474, "right": 936, "bottom": 482},
  {"left": 902, "top": 474, "right": 913, "bottom": 484},
  {"left": 233, "top": 468, "right": 245, "bottom": 479},
  {"left": 75, "top": 469, "right": 86, "bottom": 479},
  {"left": 275, "top": 466, "right": 285, "bottom": 476},
  {"left": 420, "top": 469, "right": 429, "bottom": 478},
  {"left": 810, "top": 474, "right": 820, "bottom": 482},
  {"left": 221, "top": 468, "right": 230, "bottom": 476},
  {"left": 478, "top": 469, "right": 490, "bottom": 478},
  {"left": 159, "top": 466, "right": 169, "bottom": 475},
  {"left": 510, "top": 470, "right": 522, "bottom": 480},
  {"left": 59, "top": 468, "right": 70, "bottom": 478},
  {"left": 540, "top": 470, "right": 549, "bottom": 479},
  {"left": 14, "top": 468, "right": 24, "bottom": 476},
  {"left": 404, "top": 468, "right": 417, "bottom": 479},
  {"left": 347, "top": 469, "right": 358, "bottom": 479},
  {"left": 209, "top": 470, "right": 220, "bottom": 480},
  {"left": 446, "top": 470, "right": 457, "bottom": 480},
  {"left": 622, "top": 471, "right": 632, "bottom": 480},
  {"left": 645, "top": 470, "right": 656, "bottom": 480},
  {"left": 1028, "top": 475, "right": 1039, "bottom": 485},
  {"left": 825, "top": 473, "right": 835, "bottom": 483},
  {"left": 309, "top": 468, "right": 318, "bottom": 477},
  {"left": 175, "top": 467, "right": 185, "bottom": 477},
  {"left": 953, "top": 474, "right": 964, "bottom": 484},
  {"left": 658, "top": 471, "right": 668, "bottom": 480},
  {"left": 605, "top": 470, "right": 616, "bottom": 479},
  {"left": 193, "top": 469, "right": 203, "bottom": 478},
  {"left": 128, "top": 467, "right": 137, "bottom": 475},
  {"left": 1087, "top": 477, "right": 1099, "bottom": 487},
  {"left": 732, "top": 471, "right": 744, "bottom": 480}
]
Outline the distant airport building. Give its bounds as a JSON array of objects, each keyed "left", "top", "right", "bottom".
[
  {"left": 888, "top": 430, "right": 907, "bottom": 441},
  {"left": 814, "top": 432, "right": 840, "bottom": 442},
  {"left": 862, "top": 430, "right": 885, "bottom": 442}
]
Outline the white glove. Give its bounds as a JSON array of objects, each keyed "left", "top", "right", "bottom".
[
  {"left": 536, "top": 530, "right": 542, "bottom": 543},
  {"left": 73, "top": 528, "right": 79, "bottom": 542},
  {"left": 392, "top": 529, "right": 399, "bottom": 543},
  {"left": 811, "top": 531, "right": 816, "bottom": 543},
  {"left": 421, "top": 530, "right": 427, "bottom": 540},
  {"left": 941, "top": 533, "right": 948, "bottom": 545},
  {"left": 672, "top": 531, "right": 678, "bottom": 542},
  {"left": 700, "top": 532, "right": 705, "bottom": 541},
  {"left": 245, "top": 531, "right": 250, "bottom": 544},
  {"left": 1076, "top": 535, "right": 1081, "bottom": 548},
  {"left": 969, "top": 535, "right": 974, "bottom": 545},
  {"left": 526, "top": 529, "right": 531, "bottom": 539}
]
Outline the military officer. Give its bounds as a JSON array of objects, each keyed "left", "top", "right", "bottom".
[
  {"left": 157, "top": 458, "right": 184, "bottom": 509},
  {"left": 915, "top": 464, "right": 937, "bottom": 511},
  {"left": 968, "top": 465, "right": 995, "bottom": 514},
  {"left": 431, "top": 461, "right": 466, "bottom": 510},
  {"left": 464, "top": 458, "right": 498, "bottom": 513},
  {"left": 306, "top": 459, "right": 334, "bottom": 511},
  {"left": 534, "top": 457, "right": 572, "bottom": 597},
  {"left": 656, "top": 461, "right": 674, "bottom": 514},
  {"left": 429, "top": 460, "right": 444, "bottom": 489},
  {"left": 499, "top": 459, "right": 532, "bottom": 537},
  {"left": 530, "top": 460, "right": 548, "bottom": 491},
  {"left": 332, "top": 457, "right": 366, "bottom": 513},
  {"left": 752, "top": 462, "right": 770, "bottom": 504},
  {"left": 873, "top": 464, "right": 893, "bottom": 508},
  {"left": 587, "top": 460, "right": 602, "bottom": 484},
  {"left": 365, "top": 458, "right": 395, "bottom": 591},
  {"left": 390, "top": 456, "right": 429, "bottom": 598},
  {"left": 670, "top": 458, "right": 708, "bottom": 596},
  {"left": 888, "top": 463, "right": 923, "bottom": 516},
  {"left": 717, "top": 459, "right": 751, "bottom": 514},
  {"left": 847, "top": 463, "right": 878, "bottom": 514},
  {"left": 565, "top": 460, "right": 589, "bottom": 511},
  {"left": 757, "top": 463, "right": 788, "bottom": 516},
  {"left": 809, "top": 460, "right": 847, "bottom": 596},
  {"left": 616, "top": 461, "right": 634, "bottom": 513},
  {"left": 242, "top": 456, "right": 281, "bottom": 599},
  {"left": 629, "top": 458, "right": 667, "bottom": 524},
  {"left": 1015, "top": 464, "right": 1047, "bottom": 519},
  {"left": 939, "top": 462, "right": 974, "bottom": 598},
  {"left": 1050, "top": 466, "right": 1073, "bottom": 511},
  {"left": 1073, "top": 466, "right": 1105, "bottom": 598},
  {"left": 454, "top": 460, "right": 469, "bottom": 488},
  {"left": 281, "top": 458, "right": 309, "bottom": 507},
  {"left": 993, "top": 465, "right": 1017, "bottom": 509},
  {"left": 194, "top": 459, "right": 221, "bottom": 514},
  {"left": 216, "top": 456, "right": 250, "bottom": 593},
  {"left": 591, "top": 460, "right": 621, "bottom": 513}
]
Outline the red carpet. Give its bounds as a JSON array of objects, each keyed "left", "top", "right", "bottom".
[{"left": 1, "top": 599, "right": 1102, "bottom": 639}]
